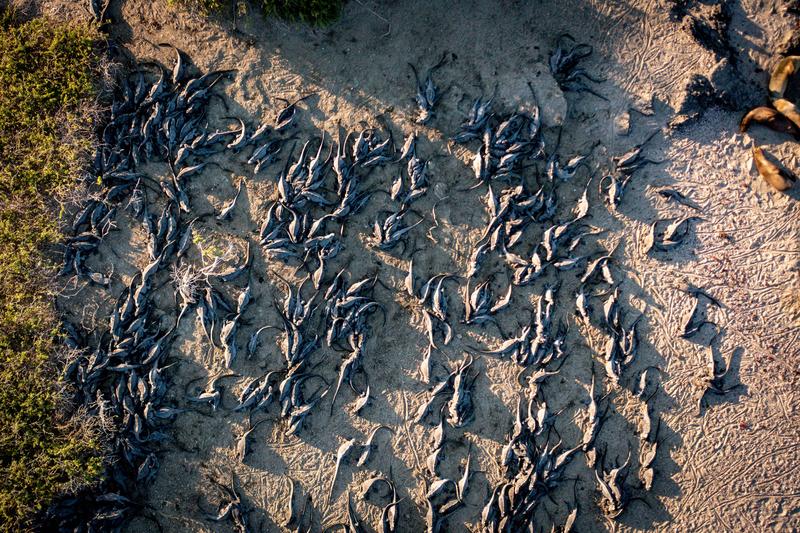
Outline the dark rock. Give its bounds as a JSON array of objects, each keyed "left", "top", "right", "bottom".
[
  {"left": 681, "top": 1, "right": 734, "bottom": 61},
  {"left": 668, "top": 0, "right": 692, "bottom": 22},
  {"left": 709, "top": 58, "right": 762, "bottom": 111},
  {"left": 777, "top": 22, "right": 800, "bottom": 55},
  {"left": 670, "top": 74, "right": 734, "bottom": 129}
]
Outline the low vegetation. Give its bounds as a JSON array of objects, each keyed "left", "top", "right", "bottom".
[
  {"left": 171, "top": 0, "right": 345, "bottom": 25},
  {"left": 261, "top": 0, "right": 344, "bottom": 23},
  {"left": 0, "top": 0, "right": 340, "bottom": 527},
  {"left": 0, "top": 8, "right": 104, "bottom": 530}
]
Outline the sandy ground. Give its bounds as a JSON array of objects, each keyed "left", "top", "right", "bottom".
[{"left": 41, "top": 0, "right": 800, "bottom": 531}]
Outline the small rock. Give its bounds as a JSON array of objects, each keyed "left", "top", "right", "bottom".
[
  {"left": 709, "top": 58, "right": 756, "bottom": 110},
  {"left": 525, "top": 64, "right": 567, "bottom": 127},
  {"left": 778, "top": 25, "right": 800, "bottom": 55},
  {"left": 614, "top": 111, "right": 631, "bottom": 136},
  {"left": 631, "top": 95, "right": 654, "bottom": 116},
  {"left": 487, "top": 62, "right": 566, "bottom": 127},
  {"left": 669, "top": 74, "right": 728, "bottom": 129}
]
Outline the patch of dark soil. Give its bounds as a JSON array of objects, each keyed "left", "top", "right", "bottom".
[
  {"left": 670, "top": 73, "right": 735, "bottom": 129},
  {"left": 682, "top": 1, "right": 735, "bottom": 62}
]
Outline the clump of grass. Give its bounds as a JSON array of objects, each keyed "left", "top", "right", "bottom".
[
  {"left": 261, "top": 0, "right": 344, "bottom": 24},
  {"left": 0, "top": 8, "right": 104, "bottom": 530},
  {"left": 169, "top": 0, "right": 344, "bottom": 25},
  {"left": 169, "top": 0, "right": 231, "bottom": 13}
]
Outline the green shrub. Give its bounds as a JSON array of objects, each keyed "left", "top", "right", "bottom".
[
  {"left": 167, "top": 0, "right": 231, "bottom": 13},
  {"left": 261, "top": 0, "right": 343, "bottom": 24},
  {"left": 168, "top": 0, "right": 344, "bottom": 25},
  {"left": 0, "top": 8, "right": 104, "bottom": 531}
]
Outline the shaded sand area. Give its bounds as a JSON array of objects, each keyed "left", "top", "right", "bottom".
[{"left": 40, "top": 0, "right": 800, "bottom": 530}]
